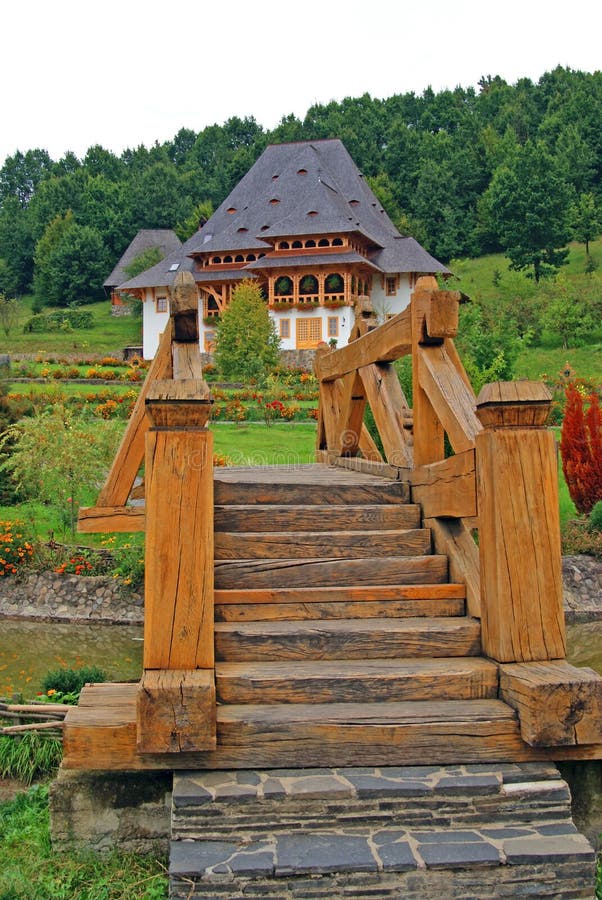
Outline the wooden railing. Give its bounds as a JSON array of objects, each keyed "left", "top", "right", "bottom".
[
  {"left": 314, "top": 276, "right": 567, "bottom": 668},
  {"left": 79, "top": 271, "right": 216, "bottom": 754}
]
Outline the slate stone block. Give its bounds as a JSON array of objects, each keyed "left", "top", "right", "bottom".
[
  {"left": 275, "top": 833, "right": 376, "bottom": 876},
  {"left": 503, "top": 834, "right": 595, "bottom": 865},
  {"left": 417, "top": 839, "right": 500, "bottom": 868}
]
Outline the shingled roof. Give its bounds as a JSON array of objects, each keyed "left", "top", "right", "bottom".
[
  {"left": 105, "top": 229, "right": 182, "bottom": 289},
  {"left": 117, "top": 139, "right": 449, "bottom": 293}
]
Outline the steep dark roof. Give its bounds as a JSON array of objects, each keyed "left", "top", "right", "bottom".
[
  {"left": 104, "top": 229, "right": 182, "bottom": 288},
  {"left": 117, "top": 243, "right": 194, "bottom": 291},
  {"left": 117, "top": 139, "right": 449, "bottom": 292}
]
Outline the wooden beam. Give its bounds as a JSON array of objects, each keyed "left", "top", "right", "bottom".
[
  {"left": 172, "top": 341, "right": 204, "bottom": 380},
  {"left": 476, "top": 385, "right": 566, "bottom": 663},
  {"left": 410, "top": 450, "right": 476, "bottom": 519},
  {"left": 314, "top": 308, "right": 412, "bottom": 382},
  {"left": 499, "top": 661, "right": 602, "bottom": 747},
  {"left": 170, "top": 270, "right": 200, "bottom": 342},
  {"left": 144, "top": 425, "right": 214, "bottom": 670},
  {"left": 418, "top": 343, "right": 482, "bottom": 454},
  {"left": 136, "top": 669, "right": 216, "bottom": 753},
  {"left": 358, "top": 424, "right": 384, "bottom": 462},
  {"left": 359, "top": 362, "right": 413, "bottom": 467},
  {"left": 412, "top": 279, "right": 444, "bottom": 466},
  {"left": 338, "top": 371, "right": 366, "bottom": 457},
  {"left": 425, "top": 517, "right": 481, "bottom": 619},
  {"left": 93, "top": 322, "right": 173, "bottom": 510},
  {"left": 78, "top": 505, "right": 145, "bottom": 533}
]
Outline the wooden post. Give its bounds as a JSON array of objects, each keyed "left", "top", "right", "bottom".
[
  {"left": 411, "top": 277, "right": 445, "bottom": 465},
  {"left": 475, "top": 381, "right": 567, "bottom": 663},
  {"left": 137, "top": 377, "right": 216, "bottom": 752}
]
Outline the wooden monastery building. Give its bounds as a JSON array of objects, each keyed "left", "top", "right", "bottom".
[{"left": 116, "top": 139, "right": 449, "bottom": 358}]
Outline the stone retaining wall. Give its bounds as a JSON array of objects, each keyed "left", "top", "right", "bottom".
[
  {"left": 1, "top": 556, "right": 599, "bottom": 625},
  {"left": 0, "top": 573, "right": 143, "bottom": 624}
]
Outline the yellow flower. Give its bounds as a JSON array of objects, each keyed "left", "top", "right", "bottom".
[{"left": 47, "top": 689, "right": 57, "bottom": 696}]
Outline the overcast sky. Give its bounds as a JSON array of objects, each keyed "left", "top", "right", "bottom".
[{"left": 2, "top": 0, "right": 600, "bottom": 166}]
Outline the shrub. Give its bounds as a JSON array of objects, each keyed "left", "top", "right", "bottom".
[
  {"left": 589, "top": 501, "right": 602, "bottom": 533},
  {"left": 561, "top": 518, "right": 602, "bottom": 559},
  {"left": 41, "top": 665, "right": 107, "bottom": 699},
  {"left": 560, "top": 386, "right": 602, "bottom": 514}
]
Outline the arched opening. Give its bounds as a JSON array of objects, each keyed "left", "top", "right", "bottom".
[
  {"left": 325, "top": 273, "right": 344, "bottom": 294},
  {"left": 299, "top": 274, "right": 319, "bottom": 295},
  {"left": 332, "top": 237, "right": 344, "bottom": 247},
  {"left": 318, "top": 238, "right": 329, "bottom": 247},
  {"left": 292, "top": 240, "right": 302, "bottom": 249},
  {"left": 275, "top": 275, "right": 293, "bottom": 296},
  {"left": 305, "top": 239, "right": 316, "bottom": 248}
]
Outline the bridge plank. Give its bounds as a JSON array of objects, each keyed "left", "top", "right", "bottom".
[
  {"left": 214, "top": 529, "right": 431, "bottom": 560},
  {"left": 214, "top": 554, "right": 448, "bottom": 590}
]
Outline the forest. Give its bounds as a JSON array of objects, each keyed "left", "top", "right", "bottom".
[{"left": 0, "top": 66, "right": 600, "bottom": 306}]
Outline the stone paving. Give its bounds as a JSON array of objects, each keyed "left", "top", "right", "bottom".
[{"left": 170, "top": 764, "right": 596, "bottom": 899}]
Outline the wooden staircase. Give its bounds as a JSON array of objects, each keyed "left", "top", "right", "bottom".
[{"left": 207, "top": 464, "right": 521, "bottom": 769}]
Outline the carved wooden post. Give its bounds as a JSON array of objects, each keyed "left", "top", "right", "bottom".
[
  {"left": 137, "top": 270, "right": 216, "bottom": 754},
  {"left": 475, "top": 381, "right": 566, "bottom": 663},
  {"left": 411, "top": 277, "right": 447, "bottom": 466},
  {"left": 137, "top": 378, "right": 216, "bottom": 753}
]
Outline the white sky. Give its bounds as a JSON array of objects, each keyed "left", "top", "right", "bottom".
[{"left": 2, "top": 0, "right": 601, "bottom": 167}]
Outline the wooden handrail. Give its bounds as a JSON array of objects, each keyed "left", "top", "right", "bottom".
[{"left": 315, "top": 277, "right": 567, "bottom": 660}]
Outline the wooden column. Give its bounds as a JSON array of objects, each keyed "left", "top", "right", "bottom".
[
  {"left": 137, "top": 378, "right": 216, "bottom": 752},
  {"left": 411, "top": 277, "right": 446, "bottom": 466},
  {"left": 475, "top": 381, "right": 566, "bottom": 663}
]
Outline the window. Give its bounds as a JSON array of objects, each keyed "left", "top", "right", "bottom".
[
  {"left": 327, "top": 316, "right": 339, "bottom": 338},
  {"left": 156, "top": 296, "right": 168, "bottom": 313},
  {"left": 169, "top": 263, "right": 180, "bottom": 271},
  {"left": 279, "top": 318, "right": 290, "bottom": 339},
  {"left": 385, "top": 276, "right": 398, "bottom": 296}
]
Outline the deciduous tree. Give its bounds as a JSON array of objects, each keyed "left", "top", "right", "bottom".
[
  {"left": 215, "top": 280, "right": 280, "bottom": 381},
  {"left": 486, "top": 140, "right": 573, "bottom": 281}
]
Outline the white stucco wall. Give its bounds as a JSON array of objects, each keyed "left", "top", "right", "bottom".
[
  {"left": 142, "top": 293, "right": 169, "bottom": 359},
  {"left": 370, "top": 274, "right": 413, "bottom": 323},
  {"left": 143, "top": 277, "right": 415, "bottom": 358}
]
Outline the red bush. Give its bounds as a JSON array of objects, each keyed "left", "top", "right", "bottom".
[{"left": 560, "top": 386, "right": 602, "bottom": 514}]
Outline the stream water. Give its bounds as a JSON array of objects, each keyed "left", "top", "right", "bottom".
[
  {"left": 0, "top": 620, "right": 143, "bottom": 698},
  {"left": 0, "top": 618, "right": 601, "bottom": 700}
]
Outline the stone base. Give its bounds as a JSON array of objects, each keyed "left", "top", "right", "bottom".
[
  {"left": 170, "top": 764, "right": 596, "bottom": 899},
  {"left": 49, "top": 768, "right": 171, "bottom": 854}
]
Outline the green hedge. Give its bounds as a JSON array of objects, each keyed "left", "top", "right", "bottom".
[{"left": 24, "top": 309, "right": 94, "bottom": 333}]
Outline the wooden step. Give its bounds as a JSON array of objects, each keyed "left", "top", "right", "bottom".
[
  {"left": 215, "top": 503, "right": 421, "bottom": 532},
  {"left": 214, "top": 555, "right": 448, "bottom": 589},
  {"left": 61, "top": 683, "right": 602, "bottom": 770},
  {"left": 214, "top": 616, "right": 481, "bottom": 661},
  {"left": 216, "top": 656, "right": 499, "bottom": 704},
  {"left": 214, "top": 479, "right": 410, "bottom": 506},
  {"left": 214, "top": 529, "right": 432, "bottom": 560},
  {"left": 215, "top": 583, "right": 466, "bottom": 621},
  {"left": 213, "top": 699, "right": 527, "bottom": 767}
]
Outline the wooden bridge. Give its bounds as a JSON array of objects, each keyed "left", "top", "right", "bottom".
[{"left": 65, "top": 274, "right": 602, "bottom": 772}]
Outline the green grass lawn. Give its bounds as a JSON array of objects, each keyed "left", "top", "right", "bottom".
[
  {"left": 0, "top": 786, "right": 167, "bottom": 899},
  {"left": 0, "top": 297, "right": 142, "bottom": 356},
  {"left": 213, "top": 421, "right": 317, "bottom": 466}
]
